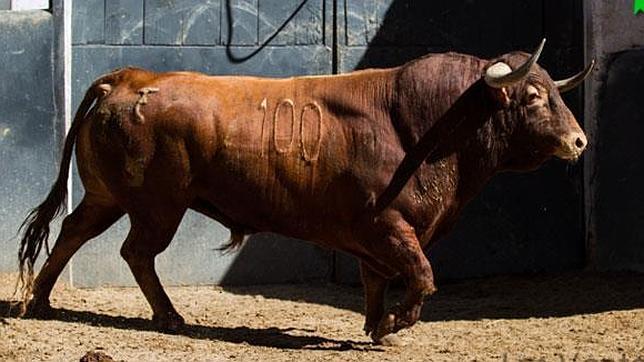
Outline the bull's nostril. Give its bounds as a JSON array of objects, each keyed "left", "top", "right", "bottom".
[{"left": 575, "top": 137, "right": 585, "bottom": 149}]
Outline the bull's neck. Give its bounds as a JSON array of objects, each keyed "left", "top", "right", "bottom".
[
  {"left": 389, "top": 64, "right": 516, "bottom": 205},
  {"left": 453, "top": 108, "right": 521, "bottom": 206},
  {"left": 466, "top": 114, "right": 510, "bottom": 174}
]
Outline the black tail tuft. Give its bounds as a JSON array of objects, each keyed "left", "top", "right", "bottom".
[
  {"left": 16, "top": 179, "right": 67, "bottom": 299},
  {"left": 216, "top": 229, "right": 246, "bottom": 254}
]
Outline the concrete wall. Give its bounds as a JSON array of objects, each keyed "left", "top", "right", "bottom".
[
  {"left": 584, "top": 1, "right": 644, "bottom": 271},
  {"left": 0, "top": 10, "right": 57, "bottom": 273}
]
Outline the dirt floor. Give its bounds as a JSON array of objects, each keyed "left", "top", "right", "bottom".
[{"left": 0, "top": 272, "right": 643, "bottom": 361}]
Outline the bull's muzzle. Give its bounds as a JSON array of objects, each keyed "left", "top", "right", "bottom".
[{"left": 555, "top": 131, "right": 587, "bottom": 160}]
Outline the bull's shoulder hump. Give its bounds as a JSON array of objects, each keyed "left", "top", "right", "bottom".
[{"left": 404, "top": 52, "right": 486, "bottom": 68}]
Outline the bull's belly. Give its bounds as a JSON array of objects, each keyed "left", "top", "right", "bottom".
[{"left": 195, "top": 150, "right": 369, "bottom": 245}]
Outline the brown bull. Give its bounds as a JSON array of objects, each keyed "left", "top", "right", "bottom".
[{"left": 17, "top": 39, "right": 592, "bottom": 344}]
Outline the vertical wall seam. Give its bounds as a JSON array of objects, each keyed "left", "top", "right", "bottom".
[
  {"left": 102, "top": 0, "right": 106, "bottom": 45},
  {"left": 330, "top": 0, "right": 338, "bottom": 282},
  {"left": 64, "top": 0, "right": 73, "bottom": 287},
  {"left": 582, "top": 0, "right": 597, "bottom": 270},
  {"left": 52, "top": 0, "right": 73, "bottom": 286},
  {"left": 541, "top": 0, "right": 546, "bottom": 41},
  {"left": 142, "top": 0, "right": 146, "bottom": 44}
]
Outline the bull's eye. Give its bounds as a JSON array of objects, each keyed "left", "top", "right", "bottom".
[
  {"left": 525, "top": 85, "right": 541, "bottom": 105},
  {"left": 528, "top": 92, "right": 539, "bottom": 102}
]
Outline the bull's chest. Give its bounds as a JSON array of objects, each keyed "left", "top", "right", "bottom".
[{"left": 410, "top": 156, "right": 460, "bottom": 243}]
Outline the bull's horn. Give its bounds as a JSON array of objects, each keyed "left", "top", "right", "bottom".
[
  {"left": 484, "top": 38, "right": 546, "bottom": 89},
  {"left": 555, "top": 59, "right": 595, "bottom": 93}
]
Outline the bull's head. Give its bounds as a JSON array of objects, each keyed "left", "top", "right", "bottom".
[{"left": 483, "top": 39, "right": 593, "bottom": 169}]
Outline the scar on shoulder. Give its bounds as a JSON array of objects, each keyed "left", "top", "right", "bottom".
[{"left": 134, "top": 87, "right": 160, "bottom": 123}]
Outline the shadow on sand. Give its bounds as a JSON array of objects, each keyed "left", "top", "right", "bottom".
[
  {"left": 0, "top": 300, "right": 382, "bottom": 352},
  {"left": 221, "top": 272, "right": 644, "bottom": 323}
]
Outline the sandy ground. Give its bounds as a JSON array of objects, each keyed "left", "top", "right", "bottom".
[{"left": 0, "top": 272, "right": 643, "bottom": 361}]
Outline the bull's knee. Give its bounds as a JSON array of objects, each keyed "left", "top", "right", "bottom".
[
  {"left": 120, "top": 226, "right": 172, "bottom": 265},
  {"left": 410, "top": 262, "right": 437, "bottom": 297},
  {"left": 417, "top": 273, "right": 437, "bottom": 296},
  {"left": 119, "top": 241, "right": 142, "bottom": 265}
]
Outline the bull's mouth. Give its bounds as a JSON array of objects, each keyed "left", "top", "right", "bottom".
[
  {"left": 554, "top": 151, "right": 582, "bottom": 162},
  {"left": 553, "top": 143, "right": 585, "bottom": 161}
]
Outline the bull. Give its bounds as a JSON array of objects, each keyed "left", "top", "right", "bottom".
[{"left": 16, "top": 39, "right": 592, "bottom": 344}]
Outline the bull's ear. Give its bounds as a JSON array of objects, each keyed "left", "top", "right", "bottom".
[{"left": 487, "top": 86, "right": 511, "bottom": 108}]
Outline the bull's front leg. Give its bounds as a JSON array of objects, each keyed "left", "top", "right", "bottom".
[
  {"left": 359, "top": 260, "right": 388, "bottom": 336},
  {"left": 362, "top": 211, "right": 437, "bottom": 345}
]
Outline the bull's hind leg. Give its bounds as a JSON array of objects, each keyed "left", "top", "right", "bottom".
[
  {"left": 23, "top": 197, "right": 123, "bottom": 317},
  {"left": 363, "top": 211, "right": 437, "bottom": 345},
  {"left": 120, "top": 208, "right": 186, "bottom": 332}
]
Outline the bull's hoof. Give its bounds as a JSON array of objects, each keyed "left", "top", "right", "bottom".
[
  {"left": 374, "top": 333, "right": 406, "bottom": 347},
  {"left": 371, "top": 312, "right": 396, "bottom": 343},
  {"left": 371, "top": 313, "right": 396, "bottom": 341},
  {"left": 363, "top": 319, "right": 378, "bottom": 336},
  {"left": 20, "top": 299, "right": 53, "bottom": 319},
  {"left": 152, "top": 311, "right": 185, "bottom": 333}
]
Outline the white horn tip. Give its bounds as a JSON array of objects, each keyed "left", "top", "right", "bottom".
[{"left": 533, "top": 38, "right": 546, "bottom": 58}]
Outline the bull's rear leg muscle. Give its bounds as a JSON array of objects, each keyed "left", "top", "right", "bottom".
[
  {"left": 120, "top": 209, "right": 186, "bottom": 332},
  {"left": 363, "top": 211, "right": 437, "bottom": 344},
  {"left": 360, "top": 261, "right": 388, "bottom": 336},
  {"left": 23, "top": 198, "right": 123, "bottom": 317}
]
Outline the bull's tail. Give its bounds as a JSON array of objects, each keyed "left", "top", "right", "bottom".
[{"left": 16, "top": 83, "right": 102, "bottom": 300}]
